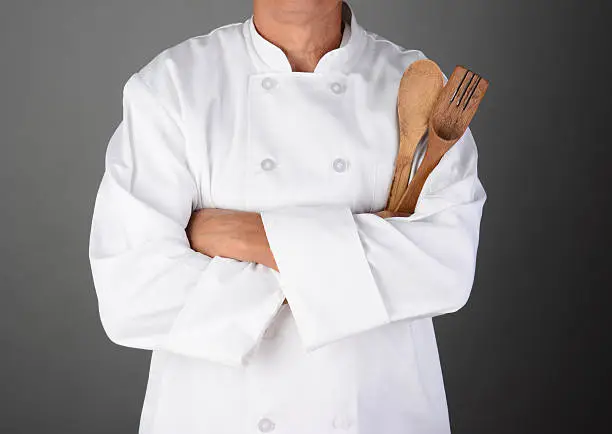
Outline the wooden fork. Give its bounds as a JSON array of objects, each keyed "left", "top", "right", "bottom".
[{"left": 393, "top": 65, "right": 489, "bottom": 214}]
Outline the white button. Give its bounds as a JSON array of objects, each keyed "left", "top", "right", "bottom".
[
  {"left": 258, "top": 418, "right": 275, "bottom": 432},
  {"left": 261, "top": 158, "right": 276, "bottom": 171},
  {"left": 261, "top": 77, "right": 277, "bottom": 90},
  {"left": 330, "top": 82, "right": 345, "bottom": 94},
  {"left": 333, "top": 415, "right": 352, "bottom": 429},
  {"left": 332, "top": 157, "right": 348, "bottom": 172}
]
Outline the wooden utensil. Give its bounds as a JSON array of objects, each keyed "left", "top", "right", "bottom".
[
  {"left": 385, "top": 59, "right": 444, "bottom": 212},
  {"left": 393, "top": 65, "right": 489, "bottom": 214}
]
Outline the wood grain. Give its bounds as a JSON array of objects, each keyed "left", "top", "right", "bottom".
[
  {"left": 386, "top": 59, "right": 444, "bottom": 212},
  {"left": 393, "top": 65, "right": 489, "bottom": 214}
]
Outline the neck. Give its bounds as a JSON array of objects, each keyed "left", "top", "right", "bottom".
[{"left": 252, "top": 1, "right": 344, "bottom": 72}]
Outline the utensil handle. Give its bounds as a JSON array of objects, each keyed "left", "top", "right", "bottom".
[
  {"left": 385, "top": 157, "right": 413, "bottom": 211},
  {"left": 385, "top": 131, "right": 429, "bottom": 211},
  {"left": 408, "top": 131, "right": 428, "bottom": 185},
  {"left": 392, "top": 135, "right": 446, "bottom": 214}
]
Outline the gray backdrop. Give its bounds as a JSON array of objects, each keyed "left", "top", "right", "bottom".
[{"left": 1, "top": 0, "right": 609, "bottom": 433}]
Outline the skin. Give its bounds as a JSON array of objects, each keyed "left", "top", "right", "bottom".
[
  {"left": 186, "top": 0, "right": 410, "bottom": 303},
  {"left": 252, "top": 0, "right": 344, "bottom": 73}
]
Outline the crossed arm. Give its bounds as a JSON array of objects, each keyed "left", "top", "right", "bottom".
[
  {"left": 185, "top": 208, "right": 411, "bottom": 304},
  {"left": 186, "top": 208, "right": 410, "bottom": 271}
]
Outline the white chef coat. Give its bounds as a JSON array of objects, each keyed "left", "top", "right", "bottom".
[{"left": 88, "top": 1, "right": 487, "bottom": 433}]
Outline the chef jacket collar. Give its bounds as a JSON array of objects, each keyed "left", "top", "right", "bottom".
[{"left": 245, "top": 0, "right": 367, "bottom": 74}]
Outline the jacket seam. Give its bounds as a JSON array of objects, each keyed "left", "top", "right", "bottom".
[{"left": 132, "top": 72, "right": 202, "bottom": 210}]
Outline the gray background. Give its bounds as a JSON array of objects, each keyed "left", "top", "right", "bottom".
[{"left": 1, "top": 0, "right": 609, "bottom": 433}]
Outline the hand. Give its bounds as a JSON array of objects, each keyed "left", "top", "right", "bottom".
[
  {"left": 186, "top": 208, "right": 279, "bottom": 271},
  {"left": 187, "top": 208, "right": 286, "bottom": 303},
  {"left": 374, "top": 210, "right": 412, "bottom": 218}
]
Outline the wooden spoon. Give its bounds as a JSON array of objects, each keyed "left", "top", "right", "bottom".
[
  {"left": 386, "top": 59, "right": 444, "bottom": 212},
  {"left": 393, "top": 65, "right": 489, "bottom": 214}
]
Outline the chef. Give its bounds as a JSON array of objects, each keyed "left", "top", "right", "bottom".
[{"left": 88, "top": 0, "right": 487, "bottom": 433}]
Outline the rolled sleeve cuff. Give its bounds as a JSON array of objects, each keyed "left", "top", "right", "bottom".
[
  {"left": 162, "top": 256, "right": 286, "bottom": 367},
  {"left": 260, "top": 204, "right": 390, "bottom": 351}
]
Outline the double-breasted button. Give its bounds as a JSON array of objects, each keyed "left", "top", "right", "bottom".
[
  {"left": 261, "top": 77, "right": 277, "bottom": 90},
  {"left": 257, "top": 417, "right": 275, "bottom": 432},
  {"left": 261, "top": 158, "right": 276, "bottom": 171},
  {"left": 330, "top": 82, "right": 345, "bottom": 94},
  {"left": 332, "top": 157, "right": 348, "bottom": 173},
  {"left": 333, "top": 414, "right": 352, "bottom": 429}
]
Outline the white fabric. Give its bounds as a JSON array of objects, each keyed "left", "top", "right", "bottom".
[{"left": 88, "top": 1, "right": 486, "bottom": 433}]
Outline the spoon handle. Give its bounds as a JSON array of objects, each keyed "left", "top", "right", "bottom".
[
  {"left": 392, "top": 134, "right": 450, "bottom": 214},
  {"left": 386, "top": 154, "right": 415, "bottom": 211}
]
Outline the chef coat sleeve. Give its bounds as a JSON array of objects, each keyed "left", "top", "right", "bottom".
[
  {"left": 259, "top": 127, "right": 486, "bottom": 352},
  {"left": 88, "top": 72, "right": 285, "bottom": 366}
]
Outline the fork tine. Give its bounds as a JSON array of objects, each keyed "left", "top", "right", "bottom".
[
  {"left": 463, "top": 75, "right": 482, "bottom": 111},
  {"left": 449, "top": 69, "right": 469, "bottom": 104},
  {"left": 457, "top": 70, "right": 475, "bottom": 107}
]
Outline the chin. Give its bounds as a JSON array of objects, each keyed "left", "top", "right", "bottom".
[{"left": 266, "top": 0, "right": 341, "bottom": 22}]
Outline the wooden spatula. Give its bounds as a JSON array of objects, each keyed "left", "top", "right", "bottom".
[
  {"left": 393, "top": 65, "right": 489, "bottom": 214},
  {"left": 385, "top": 59, "right": 444, "bottom": 212}
]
